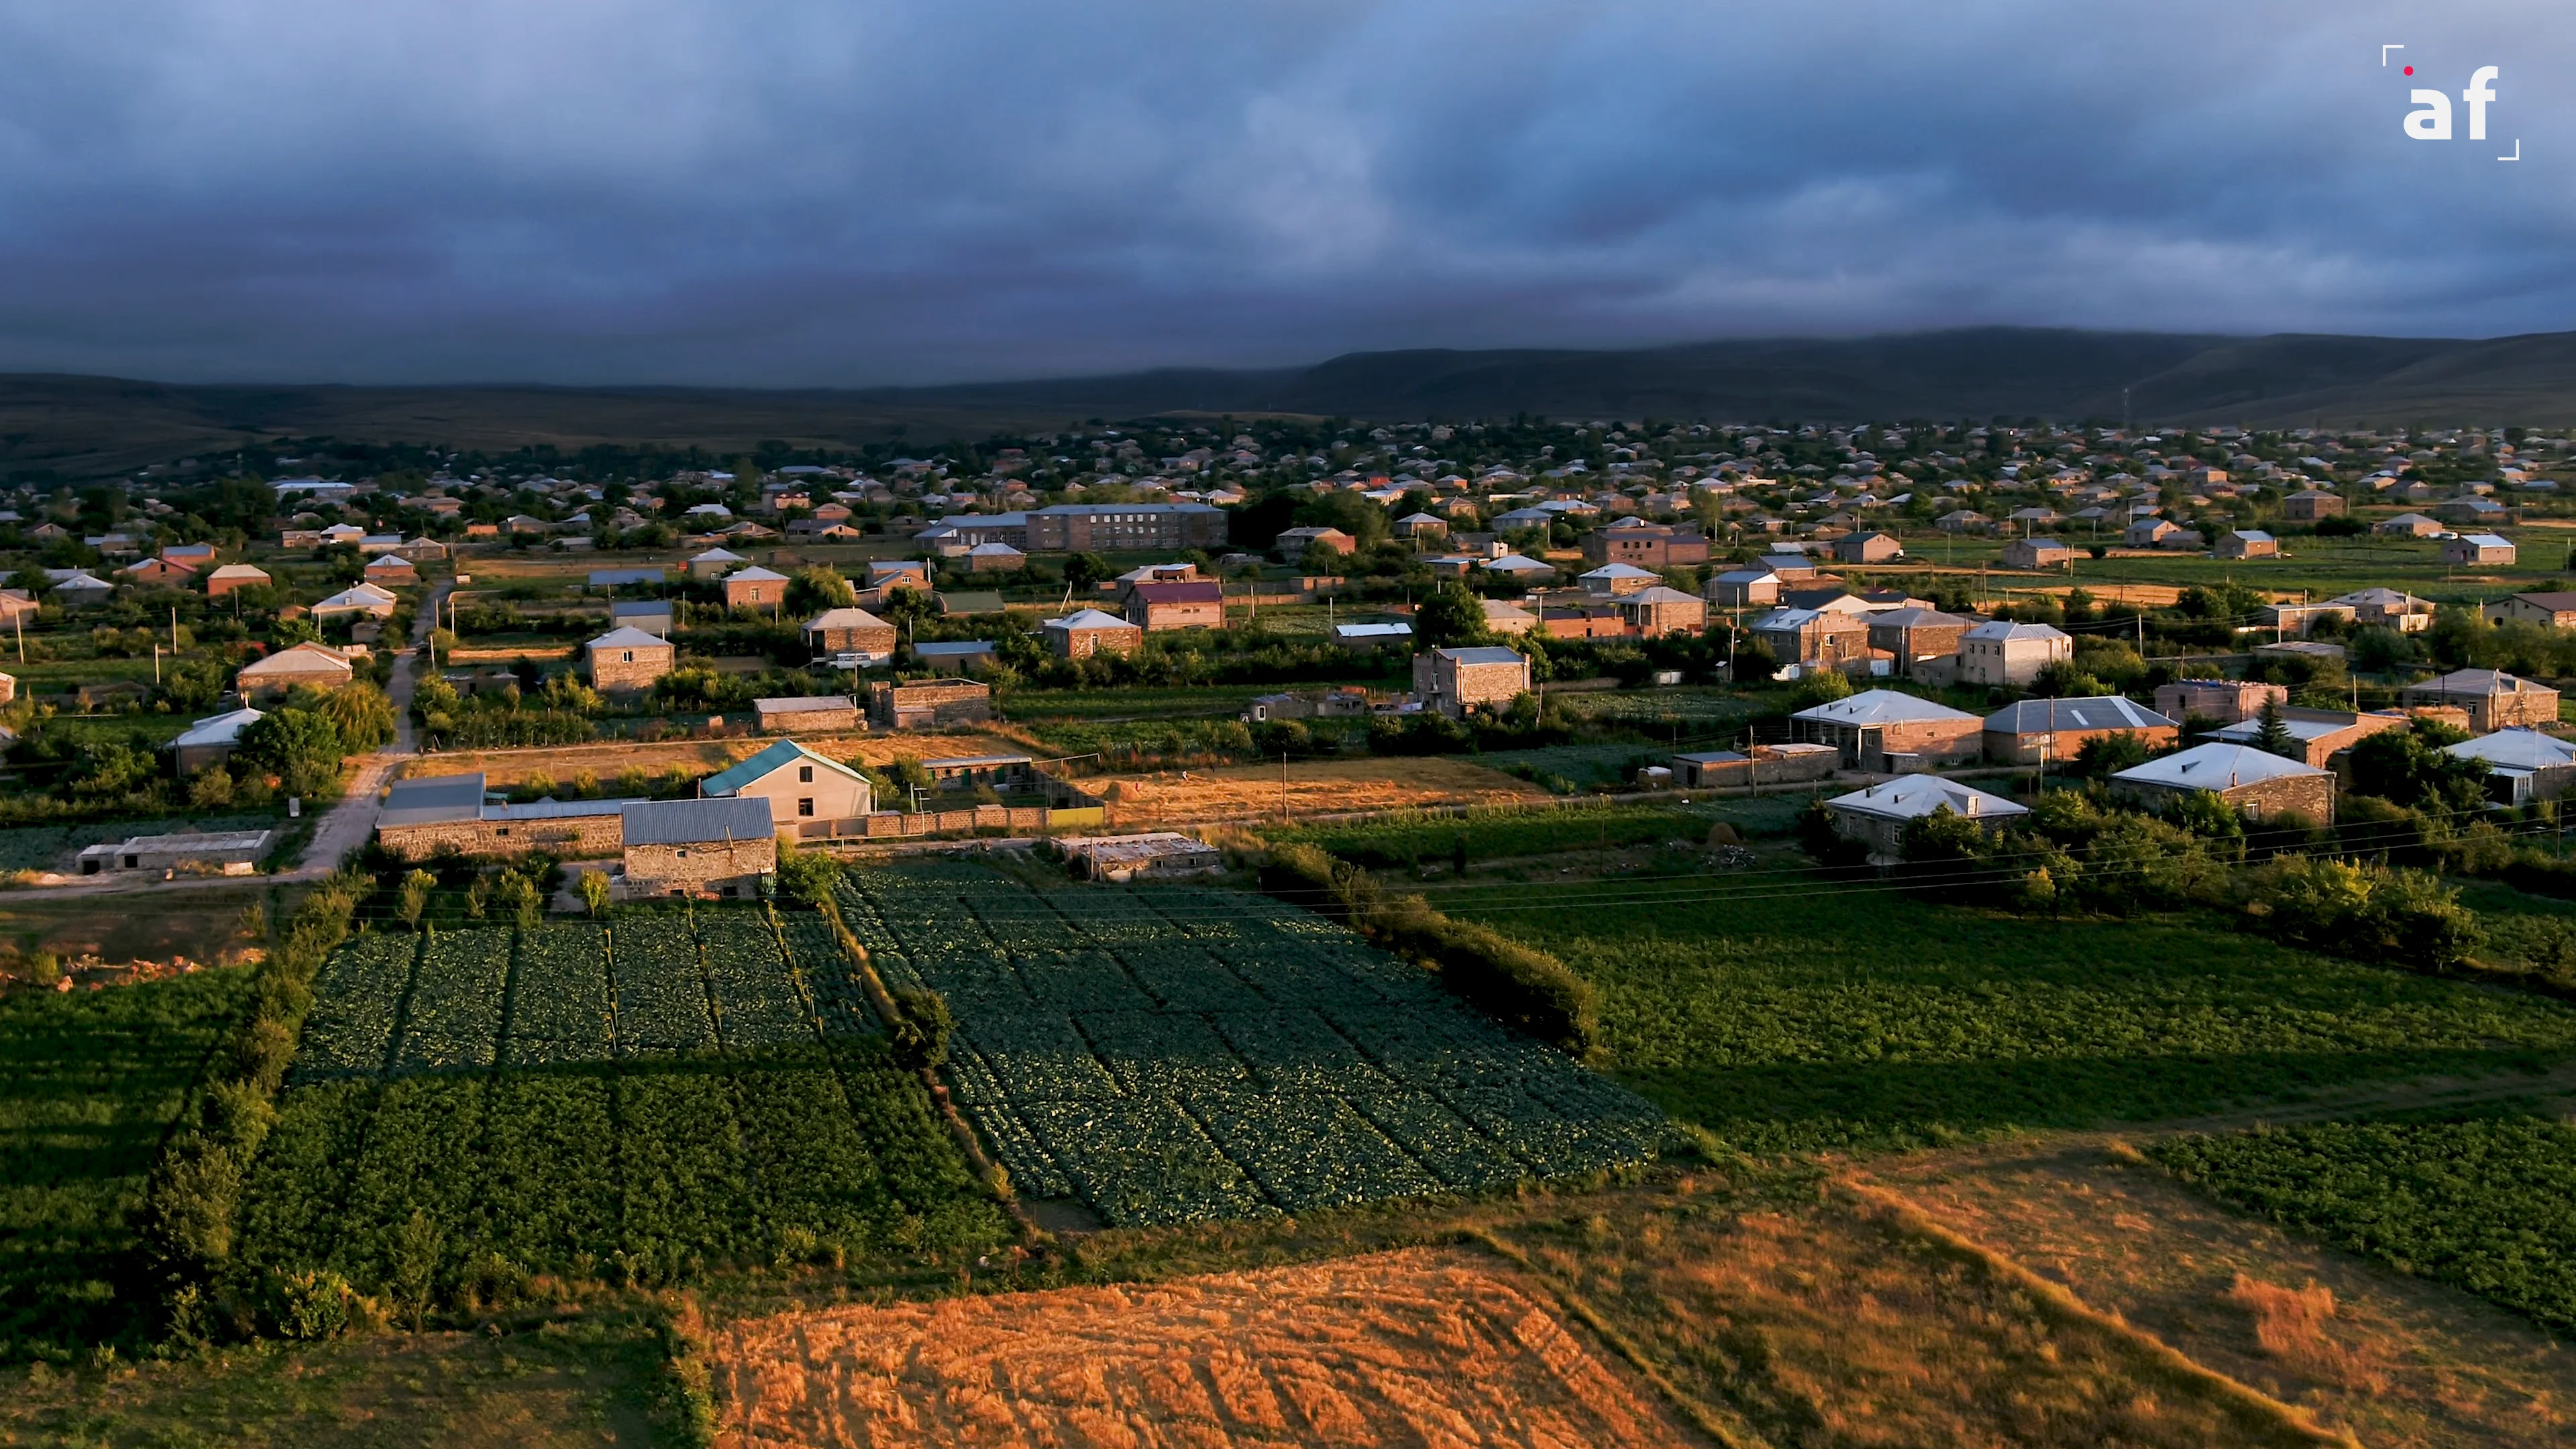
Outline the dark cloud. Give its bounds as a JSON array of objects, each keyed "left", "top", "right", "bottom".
[{"left": 0, "top": 1, "right": 2565, "bottom": 384}]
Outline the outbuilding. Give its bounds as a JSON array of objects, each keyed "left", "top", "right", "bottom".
[{"left": 620, "top": 797, "right": 778, "bottom": 899}]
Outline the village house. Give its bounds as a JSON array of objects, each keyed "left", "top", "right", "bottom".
[
  {"left": 1615, "top": 586, "right": 1706, "bottom": 638},
  {"left": 802, "top": 606, "right": 898, "bottom": 664},
  {"left": 585, "top": 626, "right": 676, "bottom": 694},
  {"left": 2485, "top": 592, "right": 2576, "bottom": 629},
  {"left": 2446, "top": 729, "right": 2576, "bottom": 806},
  {"left": 1790, "top": 689, "right": 1982, "bottom": 770},
  {"left": 2215, "top": 530, "right": 2279, "bottom": 560},
  {"left": 362, "top": 553, "right": 419, "bottom": 586},
  {"left": 699, "top": 739, "right": 872, "bottom": 827},
  {"left": 2208, "top": 708, "right": 2412, "bottom": 770},
  {"left": 2401, "top": 668, "right": 2563, "bottom": 731},
  {"left": 966, "top": 542, "right": 1028, "bottom": 572},
  {"left": 686, "top": 547, "right": 747, "bottom": 580},
  {"left": 119, "top": 556, "right": 195, "bottom": 587},
  {"left": 865, "top": 559, "right": 934, "bottom": 597},
  {"left": 1479, "top": 599, "right": 1539, "bottom": 636},
  {"left": 2154, "top": 678, "right": 2291, "bottom": 724},
  {"left": 1393, "top": 512, "right": 1450, "bottom": 542},
  {"left": 1125, "top": 580, "right": 1225, "bottom": 631},
  {"left": 2282, "top": 489, "right": 2347, "bottom": 520},
  {"left": 1412, "top": 645, "right": 1529, "bottom": 718},
  {"left": 1751, "top": 606, "right": 1871, "bottom": 670},
  {"left": 1705, "top": 568, "right": 1784, "bottom": 606},
  {"left": 1822, "top": 777, "right": 2029, "bottom": 865},
  {"left": 620, "top": 797, "right": 777, "bottom": 900},
  {"left": 205, "top": 563, "right": 271, "bottom": 598},
  {"left": 167, "top": 707, "right": 262, "bottom": 774},
  {"left": 752, "top": 694, "right": 860, "bottom": 733},
  {"left": 1275, "top": 526, "right": 1358, "bottom": 561},
  {"left": 312, "top": 582, "right": 398, "bottom": 623},
  {"left": 1480, "top": 553, "right": 1557, "bottom": 586},
  {"left": 2443, "top": 533, "right": 2517, "bottom": 566},
  {"left": 374, "top": 772, "right": 634, "bottom": 860},
  {"left": 2000, "top": 537, "right": 2074, "bottom": 570},
  {"left": 1865, "top": 607, "right": 1974, "bottom": 677},
  {"left": 722, "top": 566, "right": 790, "bottom": 612},
  {"left": 1668, "top": 743, "right": 1839, "bottom": 789},
  {"left": 1577, "top": 563, "right": 1661, "bottom": 597},
  {"left": 1580, "top": 521, "right": 1709, "bottom": 567},
  {"left": 1955, "top": 620, "right": 2072, "bottom": 687},
  {"left": 1982, "top": 696, "right": 2179, "bottom": 766},
  {"left": 911, "top": 640, "right": 999, "bottom": 674},
  {"left": 1831, "top": 531, "right": 1902, "bottom": 565},
  {"left": 609, "top": 599, "right": 673, "bottom": 637},
  {"left": 2109, "top": 742, "right": 2335, "bottom": 824},
  {"left": 869, "top": 678, "right": 994, "bottom": 728},
  {"left": 2375, "top": 512, "right": 2443, "bottom": 537},
  {"left": 237, "top": 641, "right": 356, "bottom": 699},
  {"left": 50, "top": 572, "right": 113, "bottom": 608},
  {"left": 1045, "top": 607, "right": 1144, "bottom": 659}
]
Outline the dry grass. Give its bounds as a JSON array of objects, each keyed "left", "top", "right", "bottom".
[
  {"left": 710, "top": 1247, "right": 1703, "bottom": 1448},
  {"left": 1856, "top": 1138, "right": 2576, "bottom": 1448},
  {"left": 1096, "top": 756, "right": 1546, "bottom": 825},
  {"left": 404, "top": 729, "right": 1035, "bottom": 790}
]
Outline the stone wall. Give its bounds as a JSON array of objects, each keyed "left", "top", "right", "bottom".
[
  {"left": 2116, "top": 773, "right": 2336, "bottom": 826},
  {"left": 380, "top": 813, "right": 627, "bottom": 861},
  {"left": 590, "top": 643, "right": 674, "bottom": 692},
  {"left": 623, "top": 837, "right": 777, "bottom": 898}
]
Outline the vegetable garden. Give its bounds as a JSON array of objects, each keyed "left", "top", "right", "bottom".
[
  {"left": 2151, "top": 1115, "right": 2576, "bottom": 1336},
  {"left": 241, "top": 909, "right": 1006, "bottom": 1307},
  {"left": 836, "top": 863, "right": 1666, "bottom": 1227}
]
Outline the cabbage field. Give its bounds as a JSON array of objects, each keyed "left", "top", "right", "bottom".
[
  {"left": 241, "top": 909, "right": 1005, "bottom": 1297},
  {"left": 837, "top": 863, "right": 1667, "bottom": 1226}
]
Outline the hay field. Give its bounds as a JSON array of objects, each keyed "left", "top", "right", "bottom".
[
  {"left": 1858, "top": 1140, "right": 2576, "bottom": 1449},
  {"left": 711, "top": 1247, "right": 1699, "bottom": 1448},
  {"left": 1098, "top": 757, "right": 1547, "bottom": 824}
]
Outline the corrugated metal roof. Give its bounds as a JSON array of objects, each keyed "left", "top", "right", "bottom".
[
  {"left": 1984, "top": 696, "right": 2174, "bottom": 734},
  {"left": 700, "top": 739, "right": 866, "bottom": 796},
  {"left": 587, "top": 626, "right": 672, "bottom": 649},
  {"left": 486, "top": 797, "right": 635, "bottom": 821},
  {"left": 621, "top": 796, "right": 773, "bottom": 845},
  {"left": 2112, "top": 742, "right": 2326, "bottom": 788},
  {"left": 380, "top": 771, "right": 488, "bottom": 828}
]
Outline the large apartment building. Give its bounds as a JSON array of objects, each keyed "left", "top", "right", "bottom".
[{"left": 924, "top": 503, "right": 1227, "bottom": 554}]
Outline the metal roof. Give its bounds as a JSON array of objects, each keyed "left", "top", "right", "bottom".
[
  {"left": 590, "top": 568, "right": 665, "bottom": 586},
  {"left": 486, "top": 797, "right": 635, "bottom": 821},
  {"left": 587, "top": 626, "right": 672, "bottom": 650},
  {"left": 752, "top": 694, "right": 855, "bottom": 714},
  {"left": 700, "top": 739, "right": 866, "bottom": 797},
  {"left": 621, "top": 796, "right": 774, "bottom": 845},
  {"left": 379, "top": 771, "right": 488, "bottom": 828},
  {"left": 1825, "top": 777, "right": 2029, "bottom": 822},
  {"left": 2112, "top": 742, "right": 2326, "bottom": 788},
  {"left": 1960, "top": 620, "right": 2071, "bottom": 642},
  {"left": 1984, "top": 696, "right": 2174, "bottom": 734},
  {"left": 1047, "top": 608, "right": 1134, "bottom": 630},
  {"left": 1434, "top": 646, "right": 1525, "bottom": 665},
  {"left": 611, "top": 599, "right": 672, "bottom": 619},
  {"left": 914, "top": 640, "right": 997, "bottom": 657},
  {"left": 1791, "top": 688, "right": 1978, "bottom": 725},
  {"left": 169, "top": 707, "right": 263, "bottom": 749}
]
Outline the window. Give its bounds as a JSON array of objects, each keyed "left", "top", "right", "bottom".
[
  {"left": 798, "top": 765, "right": 814, "bottom": 782},
  {"left": 798, "top": 798, "right": 814, "bottom": 816},
  {"left": 676, "top": 847, "right": 688, "bottom": 858},
  {"left": 621, "top": 650, "right": 634, "bottom": 662}
]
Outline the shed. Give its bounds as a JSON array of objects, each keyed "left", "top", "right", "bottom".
[
  {"left": 751, "top": 695, "right": 860, "bottom": 733},
  {"left": 620, "top": 797, "right": 778, "bottom": 899}
]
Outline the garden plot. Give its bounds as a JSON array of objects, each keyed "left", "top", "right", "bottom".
[{"left": 841, "top": 867, "right": 1666, "bottom": 1226}]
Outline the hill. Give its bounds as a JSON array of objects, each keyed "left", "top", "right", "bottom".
[{"left": 9, "top": 327, "right": 2576, "bottom": 475}]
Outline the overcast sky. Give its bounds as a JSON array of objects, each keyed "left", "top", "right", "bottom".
[{"left": 0, "top": 1, "right": 2565, "bottom": 386}]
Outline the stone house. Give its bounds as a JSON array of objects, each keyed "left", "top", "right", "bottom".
[
  {"left": 722, "top": 566, "right": 790, "bottom": 612},
  {"left": 2282, "top": 490, "right": 2347, "bottom": 520},
  {"left": 1411, "top": 646, "right": 1529, "bottom": 718},
  {"left": 1124, "top": 580, "right": 1225, "bottom": 631},
  {"left": 2446, "top": 729, "right": 2576, "bottom": 806},
  {"left": 205, "top": 564, "right": 272, "bottom": 598},
  {"left": 1982, "top": 696, "right": 2178, "bottom": 765},
  {"left": 2154, "top": 678, "right": 2290, "bottom": 724},
  {"left": 1580, "top": 521, "right": 1709, "bottom": 567},
  {"left": 1790, "top": 688, "right": 1983, "bottom": 769},
  {"left": 2000, "top": 537, "right": 2075, "bottom": 570},
  {"left": 586, "top": 626, "right": 676, "bottom": 694},
  {"left": 2109, "top": 742, "right": 2335, "bottom": 824},
  {"left": 2400, "top": 669, "right": 2562, "bottom": 731},
  {"left": 1831, "top": 531, "right": 1902, "bottom": 564},
  {"left": 1045, "top": 608, "right": 1144, "bottom": 659},
  {"left": 802, "top": 606, "right": 898, "bottom": 664},
  {"left": 2443, "top": 533, "right": 2516, "bottom": 566},
  {"left": 1750, "top": 606, "right": 1870, "bottom": 669},
  {"left": 1275, "top": 526, "right": 1358, "bottom": 561},
  {"left": 1866, "top": 607, "right": 1974, "bottom": 676},
  {"left": 620, "top": 797, "right": 777, "bottom": 899},
  {"left": 686, "top": 547, "right": 747, "bottom": 580},
  {"left": 1577, "top": 564, "right": 1660, "bottom": 597},
  {"left": 2215, "top": 530, "right": 2279, "bottom": 559},
  {"left": 752, "top": 695, "right": 860, "bottom": 733},
  {"left": 2208, "top": 708, "right": 2412, "bottom": 770},
  {"left": 237, "top": 641, "right": 356, "bottom": 699},
  {"left": 168, "top": 707, "right": 263, "bottom": 774},
  {"left": 2485, "top": 592, "right": 2576, "bottom": 629},
  {"left": 1615, "top": 586, "right": 1706, "bottom": 638},
  {"left": 376, "top": 771, "right": 636, "bottom": 860},
  {"left": 870, "top": 678, "right": 994, "bottom": 728},
  {"left": 1955, "top": 620, "right": 2072, "bottom": 688},
  {"left": 1823, "top": 777, "right": 2029, "bottom": 865}
]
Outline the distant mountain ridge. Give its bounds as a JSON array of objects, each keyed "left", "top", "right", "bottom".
[{"left": 7, "top": 326, "right": 2576, "bottom": 474}]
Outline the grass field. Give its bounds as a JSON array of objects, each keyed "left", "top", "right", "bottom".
[
  {"left": 239, "top": 911, "right": 1008, "bottom": 1302},
  {"left": 1, "top": 969, "right": 252, "bottom": 1362},
  {"left": 840, "top": 864, "right": 1665, "bottom": 1226},
  {"left": 1099, "top": 755, "right": 1545, "bottom": 823},
  {"left": 1446, "top": 880, "right": 2576, "bottom": 1152},
  {"left": 2151, "top": 1114, "right": 2576, "bottom": 1337},
  {"left": 1268, "top": 801, "right": 1737, "bottom": 868}
]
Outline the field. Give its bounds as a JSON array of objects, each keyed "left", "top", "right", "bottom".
[
  {"left": 2151, "top": 1115, "right": 2576, "bottom": 1338},
  {"left": 1860, "top": 1136, "right": 2576, "bottom": 1448},
  {"left": 2, "top": 969, "right": 254, "bottom": 1361},
  {"left": 239, "top": 910, "right": 1008, "bottom": 1297},
  {"left": 1093, "top": 756, "right": 1546, "bottom": 824},
  {"left": 1267, "top": 800, "right": 1737, "bottom": 868},
  {"left": 838, "top": 865, "right": 1665, "bottom": 1226},
  {"left": 403, "top": 729, "right": 1036, "bottom": 792},
  {"left": 714, "top": 1246, "right": 1701, "bottom": 1448},
  {"left": 1447, "top": 879, "right": 2576, "bottom": 1152}
]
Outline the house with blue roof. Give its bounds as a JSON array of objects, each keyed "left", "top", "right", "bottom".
[{"left": 700, "top": 739, "right": 873, "bottom": 827}]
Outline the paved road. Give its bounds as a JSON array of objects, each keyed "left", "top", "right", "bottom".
[{"left": 3, "top": 583, "right": 448, "bottom": 900}]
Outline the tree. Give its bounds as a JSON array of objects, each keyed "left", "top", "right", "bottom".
[
  {"left": 1293, "top": 489, "right": 1391, "bottom": 549},
  {"left": 578, "top": 870, "right": 612, "bottom": 916},
  {"left": 1898, "top": 805, "right": 1988, "bottom": 869},
  {"left": 2074, "top": 732, "right": 2150, "bottom": 777},
  {"left": 396, "top": 869, "right": 435, "bottom": 930},
  {"left": 2029, "top": 661, "right": 2108, "bottom": 699},
  {"left": 887, "top": 985, "right": 953, "bottom": 1070},
  {"left": 1412, "top": 582, "right": 1490, "bottom": 650},
  {"left": 237, "top": 708, "right": 343, "bottom": 798},
  {"left": 2253, "top": 700, "right": 2299, "bottom": 761},
  {"left": 1788, "top": 668, "right": 1851, "bottom": 708},
  {"left": 2345, "top": 719, "right": 2487, "bottom": 818},
  {"left": 786, "top": 566, "right": 855, "bottom": 614},
  {"left": 2349, "top": 625, "right": 2416, "bottom": 673},
  {"left": 1061, "top": 553, "right": 1112, "bottom": 594},
  {"left": 321, "top": 683, "right": 396, "bottom": 753}
]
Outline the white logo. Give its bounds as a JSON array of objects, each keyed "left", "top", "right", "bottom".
[{"left": 2404, "top": 65, "right": 2499, "bottom": 142}]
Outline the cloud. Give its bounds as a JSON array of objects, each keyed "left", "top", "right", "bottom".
[{"left": 0, "top": 0, "right": 2566, "bottom": 384}]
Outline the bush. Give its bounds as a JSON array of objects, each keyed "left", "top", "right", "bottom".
[
  {"left": 2245, "top": 856, "right": 2481, "bottom": 971},
  {"left": 887, "top": 985, "right": 953, "bottom": 1070}
]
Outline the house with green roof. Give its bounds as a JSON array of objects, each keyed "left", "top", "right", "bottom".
[{"left": 700, "top": 739, "right": 873, "bottom": 827}]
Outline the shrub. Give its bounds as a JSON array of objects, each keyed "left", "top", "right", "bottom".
[
  {"left": 887, "top": 985, "right": 954, "bottom": 1070},
  {"left": 2244, "top": 856, "right": 2480, "bottom": 971}
]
